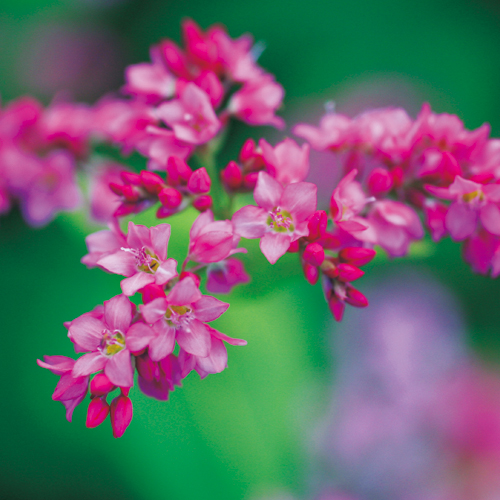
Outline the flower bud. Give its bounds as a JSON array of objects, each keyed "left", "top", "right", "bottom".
[
  {"left": 196, "top": 71, "right": 224, "bottom": 107},
  {"left": 110, "top": 395, "right": 133, "bottom": 438},
  {"left": 86, "top": 397, "right": 109, "bottom": 428},
  {"left": 90, "top": 373, "right": 115, "bottom": 397},
  {"left": 221, "top": 161, "right": 243, "bottom": 190},
  {"left": 307, "top": 210, "right": 328, "bottom": 241},
  {"left": 180, "top": 271, "right": 201, "bottom": 287},
  {"left": 159, "top": 187, "right": 182, "bottom": 208},
  {"left": 160, "top": 41, "right": 190, "bottom": 79},
  {"left": 345, "top": 285, "right": 369, "bottom": 308},
  {"left": 303, "top": 262, "right": 319, "bottom": 285},
  {"left": 239, "top": 138, "right": 257, "bottom": 164},
  {"left": 188, "top": 167, "right": 211, "bottom": 194},
  {"left": 140, "top": 283, "right": 165, "bottom": 304},
  {"left": 243, "top": 172, "right": 259, "bottom": 190},
  {"left": 303, "top": 242, "right": 325, "bottom": 267},
  {"left": 121, "top": 185, "right": 140, "bottom": 203},
  {"left": 192, "top": 195, "right": 212, "bottom": 212},
  {"left": 287, "top": 240, "right": 300, "bottom": 253},
  {"left": 140, "top": 171, "right": 164, "bottom": 194},
  {"left": 367, "top": 167, "right": 393, "bottom": 195},
  {"left": 338, "top": 247, "right": 376, "bottom": 267},
  {"left": 328, "top": 294, "right": 345, "bottom": 322},
  {"left": 167, "top": 156, "right": 192, "bottom": 186},
  {"left": 120, "top": 171, "right": 141, "bottom": 185},
  {"left": 337, "top": 263, "right": 364, "bottom": 282}
]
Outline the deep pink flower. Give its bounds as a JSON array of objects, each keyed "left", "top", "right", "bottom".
[
  {"left": 69, "top": 295, "right": 153, "bottom": 387},
  {"left": 97, "top": 221, "right": 178, "bottom": 296},
  {"left": 259, "top": 138, "right": 309, "bottom": 184},
  {"left": 233, "top": 171, "right": 317, "bottom": 264},
  {"left": 155, "top": 83, "right": 220, "bottom": 145},
  {"left": 37, "top": 355, "right": 89, "bottom": 422},
  {"left": 228, "top": 75, "right": 284, "bottom": 129},
  {"left": 206, "top": 258, "right": 250, "bottom": 294},
  {"left": 138, "top": 277, "right": 230, "bottom": 359},
  {"left": 136, "top": 352, "right": 183, "bottom": 401}
]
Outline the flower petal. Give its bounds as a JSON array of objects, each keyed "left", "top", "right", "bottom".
[
  {"left": 149, "top": 322, "right": 176, "bottom": 361},
  {"left": 72, "top": 352, "right": 107, "bottom": 377},
  {"left": 68, "top": 316, "right": 105, "bottom": 352},
  {"left": 192, "top": 295, "right": 229, "bottom": 322},
  {"left": 105, "top": 349, "right": 134, "bottom": 388},
  {"left": 126, "top": 221, "right": 152, "bottom": 249},
  {"left": 196, "top": 337, "right": 228, "bottom": 375},
  {"left": 150, "top": 223, "right": 171, "bottom": 261},
  {"left": 232, "top": 205, "right": 268, "bottom": 238},
  {"left": 167, "top": 277, "right": 202, "bottom": 306},
  {"left": 480, "top": 203, "right": 500, "bottom": 236},
  {"left": 97, "top": 250, "right": 137, "bottom": 277},
  {"left": 154, "top": 259, "right": 178, "bottom": 285},
  {"left": 126, "top": 322, "right": 156, "bottom": 353},
  {"left": 104, "top": 295, "right": 133, "bottom": 332},
  {"left": 260, "top": 232, "right": 291, "bottom": 264},
  {"left": 176, "top": 319, "right": 211, "bottom": 357},
  {"left": 140, "top": 297, "right": 168, "bottom": 324},
  {"left": 254, "top": 171, "right": 283, "bottom": 210},
  {"left": 445, "top": 202, "right": 477, "bottom": 241},
  {"left": 280, "top": 181, "right": 317, "bottom": 221},
  {"left": 121, "top": 272, "right": 155, "bottom": 296}
]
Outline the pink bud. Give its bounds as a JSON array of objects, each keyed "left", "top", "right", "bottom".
[
  {"left": 109, "top": 182, "right": 124, "bottom": 196},
  {"left": 345, "top": 285, "right": 369, "bottom": 308},
  {"left": 287, "top": 240, "right": 300, "bottom": 253},
  {"left": 307, "top": 210, "right": 328, "bottom": 241},
  {"left": 391, "top": 166, "right": 404, "bottom": 188},
  {"left": 156, "top": 205, "right": 178, "bottom": 219},
  {"left": 167, "top": 156, "right": 192, "bottom": 186},
  {"left": 367, "top": 167, "right": 393, "bottom": 195},
  {"left": 160, "top": 40, "right": 190, "bottom": 79},
  {"left": 303, "top": 262, "right": 319, "bottom": 285},
  {"left": 239, "top": 138, "right": 257, "bottom": 163},
  {"left": 121, "top": 185, "right": 140, "bottom": 203},
  {"left": 114, "top": 203, "right": 137, "bottom": 217},
  {"left": 90, "top": 373, "right": 115, "bottom": 396},
  {"left": 221, "top": 161, "right": 243, "bottom": 190},
  {"left": 188, "top": 167, "right": 211, "bottom": 194},
  {"left": 110, "top": 395, "right": 133, "bottom": 438},
  {"left": 140, "top": 283, "right": 165, "bottom": 304},
  {"left": 140, "top": 171, "right": 164, "bottom": 195},
  {"left": 321, "top": 259, "right": 339, "bottom": 279},
  {"left": 180, "top": 271, "right": 201, "bottom": 287},
  {"left": 337, "top": 263, "right": 364, "bottom": 282},
  {"left": 338, "top": 247, "right": 376, "bottom": 267},
  {"left": 120, "top": 171, "right": 141, "bottom": 185},
  {"left": 158, "top": 187, "right": 182, "bottom": 208},
  {"left": 86, "top": 397, "right": 110, "bottom": 428},
  {"left": 328, "top": 294, "right": 345, "bottom": 322},
  {"left": 243, "top": 172, "right": 259, "bottom": 190},
  {"left": 192, "top": 195, "right": 212, "bottom": 212},
  {"left": 303, "top": 242, "right": 325, "bottom": 267},
  {"left": 196, "top": 71, "right": 224, "bottom": 107}
]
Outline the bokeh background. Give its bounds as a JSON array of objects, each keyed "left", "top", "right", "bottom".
[{"left": 3, "top": 0, "right": 500, "bottom": 499}]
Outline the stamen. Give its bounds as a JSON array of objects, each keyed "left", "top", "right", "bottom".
[
  {"left": 268, "top": 206, "right": 294, "bottom": 232},
  {"left": 121, "top": 246, "right": 160, "bottom": 273}
]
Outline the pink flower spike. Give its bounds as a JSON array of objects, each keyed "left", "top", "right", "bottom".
[
  {"left": 156, "top": 83, "right": 221, "bottom": 145},
  {"left": 86, "top": 397, "right": 110, "bottom": 428},
  {"left": 110, "top": 395, "right": 133, "bottom": 438}
]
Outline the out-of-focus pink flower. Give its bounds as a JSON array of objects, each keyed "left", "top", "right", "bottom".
[
  {"left": 259, "top": 138, "right": 309, "bottom": 184},
  {"left": 206, "top": 258, "right": 250, "bottom": 294},
  {"left": 37, "top": 355, "right": 89, "bottom": 422},
  {"left": 136, "top": 352, "right": 183, "bottom": 401},
  {"left": 156, "top": 83, "right": 220, "bottom": 145},
  {"left": 228, "top": 75, "right": 285, "bottom": 129},
  {"left": 69, "top": 294, "right": 153, "bottom": 387},
  {"left": 233, "top": 171, "right": 317, "bottom": 264},
  {"left": 96, "top": 221, "right": 178, "bottom": 296}
]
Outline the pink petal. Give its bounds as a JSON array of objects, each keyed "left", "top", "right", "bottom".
[
  {"left": 104, "top": 295, "right": 133, "bottom": 332},
  {"left": 480, "top": 203, "right": 500, "bottom": 236},
  {"left": 445, "top": 202, "right": 477, "bottom": 241},
  {"left": 210, "top": 328, "right": 247, "bottom": 346},
  {"left": 260, "top": 232, "right": 292, "bottom": 264},
  {"left": 37, "top": 355, "right": 75, "bottom": 375},
  {"left": 68, "top": 316, "right": 105, "bottom": 352},
  {"left": 154, "top": 258, "right": 178, "bottom": 285},
  {"left": 280, "top": 182, "right": 317, "bottom": 222},
  {"left": 140, "top": 297, "right": 168, "bottom": 324},
  {"left": 167, "top": 277, "right": 202, "bottom": 306},
  {"left": 190, "top": 210, "right": 214, "bottom": 240},
  {"left": 176, "top": 319, "right": 211, "bottom": 357},
  {"left": 53, "top": 373, "right": 88, "bottom": 401},
  {"left": 196, "top": 337, "right": 228, "bottom": 374},
  {"left": 232, "top": 205, "right": 268, "bottom": 238},
  {"left": 192, "top": 295, "right": 229, "bottom": 322},
  {"left": 149, "top": 322, "right": 176, "bottom": 361},
  {"left": 105, "top": 349, "right": 134, "bottom": 387},
  {"left": 189, "top": 231, "right": 234, "bottom": 263},
  {"left": 254, "top": 171, "right": 283, "bottom": 210},
  {"left": 121, "top": 272, "right": 155, "bottom": 296},
  {"left": 126, "top": 221, "right": 152, "bottom": 249},
  {"left": 72, "top": 352, "right": 107, "bottom": 377},
  {"left": 126, "top": 322, "right": 156, "bottom": 353},
  {"left": 150, "top": 223, "right": 171, "bottom": 261},
  {"left": 97, "top": 251, "right": 137, "bottom": 277}
]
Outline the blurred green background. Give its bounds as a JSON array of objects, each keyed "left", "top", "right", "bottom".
[{"left": 2, "top": 0, "right": 500, "bottom": 499}]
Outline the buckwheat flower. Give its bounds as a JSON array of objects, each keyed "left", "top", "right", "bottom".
[
  {"left": 97, "top": 221, "right": 178, "bottom": 296},
  {"left": 155, "top": 83, "right": 220, "bottom": 145},
  {"left": 37, "top": 355, "right": 89, "bottom": 421},
  {"left": 69, "top": 294, "right": 153, "bottom": 387},
  {"left": 259, "top": 138, "right": 309, "bottom": 184},
  {"left": 228, "top": 75, "right": 285, "bottom": 129},
  {"left": 139, "top": 277, "right": 230, "bottom": 358},
  {"left": 206, "top": 258, "right": 250, "bottom": 294},
  {"left": 233, "top": 171, "right": 317, "bottom": 264},
  {"left": 293, "top": 112, "right": 352, "bottom": 151}
]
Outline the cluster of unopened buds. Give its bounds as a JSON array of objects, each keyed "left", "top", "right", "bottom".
[{"left": 0, "top": 19, "right": 494, "bottom": 436}]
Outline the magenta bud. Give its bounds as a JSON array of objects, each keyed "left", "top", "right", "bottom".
[
  {"left": 367, "top": 167, "right": 393, "bottom": 195},
  {"left": 86, "top": 397, "right": 110, "bottom": 428},
  {"left": 345, "top": 285, "right": 369, "bottom": 308},
  {"left": 287, "top": 240, "right": 300, "bottom": 253},
  {"left": 90, "top": 373, "right": 115, "bottom": 397},
  {"left": 110, "top": 395, "right": 133, "bottom": 438},
  {"left": 114, "top": 203, "right": 137, "bottom": 217},
  {"left": 243, "top": 172, "right": 259, "bottom": 190},
  {"left": 109, "top": 182, "right": 124, "bottom": 196},
  {"left": 337, "top": 263, "right": 364, "bottom": 282},
  {"left": 120, "top": 171, "right": 141, "bottom": 185},
  {"left": 121, "top": 185, "right": 140, "bottom": 203},
  {"left": 303, "top": 242, "right": 325, "bottom": 267},
  {"left": 158, "top": 187, "right": 183, "bottom": 209},
  {"left": 192, "top": 195, "right": 212, "bottom": 212},
  {"left": 221, "top": 161, "right": 243, "bottom": 190},
  {"left": 239, "top": 138, "right": 257, "bottom": 163},
  {"left": 328, "top": 295, "right": 345, "bottom": 322},
  {"left": 303, "top": 262, "right": 319, "bottom": 285},
  {"left": 188, "top": 167, "right": 211, "bottom": 194},
  {"left": 307, "top": 210, "right": 328, "bottom": 241},
  {"left": 321, "top": 259, "right": 339, "bottom": 279},
  {"left": 180, "top": 271, "right": 201, "bottom": 288},
  {"left": 156, "top": 205, "right": 178, "bottom": 219},
  {"left": 196, "top": 71, "right": 224, "bottom": 107},
  {"left": 167, "top": 156, "right": 192, "bottom": 186},
  {"left": 140, "top": 171, "right": 164, "bottom": 195},
  {"left": 140, "top": 283, "right": 165, "bottom": 304},
  {"left": 160, "top": 41, "right": 190, "bottom": 79},
  {"left": 338, "top": 247, "right": 376, "bottom": 267}
]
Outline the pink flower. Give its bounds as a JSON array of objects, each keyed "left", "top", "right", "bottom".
[
  {"left": 228, "top": 75, "right": 284, "bottom": 129},
  {"left": 259, "top": 138, "right": 309, "bottom": 184},
  {"left": 139, "top": 277, "right": 230, "bottom": 359},
  {"left": 37, "top": 355, "right": 89, "bottom": 422},
  {"left": 97, "top": 221, "right": 178, "bottom": 296},
  {"left": 293, "top": 112, "right": 352, "bottom": 151},
  {"left": 206, "top": 257, "right": 250, "bottom": 294},
  {"left": 233, "top": 171, "right": 317, "bottom": 264},
  {"left": 188, "top": 210, "right": 241, "bottom": 264},
  {"left": 156, "top": 83, "right": 220, "bottom": 145},
  {"left": 69, "top": 295, "right": 153, "bottom": 387}
]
